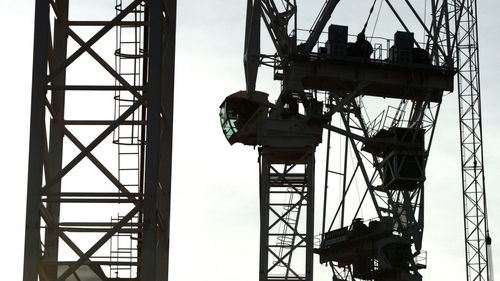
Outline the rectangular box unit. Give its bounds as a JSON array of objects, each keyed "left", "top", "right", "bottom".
[
  {"left": 326, "top": 24, "right": 348, "bottom": 57},
  {"left": 390, "top": 31, "right": 415, "bottom": 64}
]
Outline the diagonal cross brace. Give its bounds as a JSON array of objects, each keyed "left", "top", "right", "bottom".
[
  {"left": 48, "top": 0, "right": 143, "bottom": 80},
  {"left": 268, "top": 236, "right": 306, "bottom": 275},
  {"left": 39, "top": 206, "right": 108, "bottom": 280},
  {"left": 63, "top": 128, "right": 141, "bottom": 206},
  {"left": 41, "top": 95, "right": 145, "bottom": 193},
  {"left": 67, "top": 29, "right": 142, "bottom": 100},
  {"left": 55, "top": 205, "right": 141, "bottom": 281},
  {"left": 47, "top": 0, "right": 142, "bottom": 100},
  {"left": 269, "top": 205, "right": 306, "bottom": 238},
  {"left": 45, "top": 98, "right": 133, "bottom": 200}
]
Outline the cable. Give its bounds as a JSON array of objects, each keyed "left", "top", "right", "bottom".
[
  {"left": 370, "top": 0, "right": 384, "bottom": 40},
  {"left": 423, "top": 0, "right": 427, "bottom": 42},
  {"left": 349, "top": 143, "right": 364, "bottom": 219}
]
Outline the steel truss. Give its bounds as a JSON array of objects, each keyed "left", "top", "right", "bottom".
[
  {"left": 323, "top": 97, "right": 442, "bottom": 279},
  {"left": 428, "top": 1, "right": 491, "bottom": 280},
  {"left": 451, "top": 1, "right": 490, "bottom": 280},
  {"left": 259, "top": 148, "right": 315, "bottom": 281},
  {"left": 23, "top": 0, "right": 176, "bottom": 280}
]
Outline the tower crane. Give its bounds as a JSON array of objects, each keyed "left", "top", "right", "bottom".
[
  {"left": 21, "top": 0, "right": 492, "bottom": 281},
  {"left": 454, "top": 0, "right": 492, "bottom": 280},
  {"left": 219, "top": 1, "right": 491, "bottom": 281}
]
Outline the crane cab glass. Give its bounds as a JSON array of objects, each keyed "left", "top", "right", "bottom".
[
  {"left": 219, "top": 104, "right": 233, "bottom": 139},
  {"left": 219, "top": 91, "right": 269, "bottom": 145},
  {"left": 219, "top": 101, "right": 250, "bottom": 140}
]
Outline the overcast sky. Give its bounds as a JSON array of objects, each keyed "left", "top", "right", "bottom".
[{"left": 1, "top": 1, "right": 500, "bottom": 280}]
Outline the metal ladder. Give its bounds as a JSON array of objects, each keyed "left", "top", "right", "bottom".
[
  {"left": 110, "top": 0, "right": 144, "bottom": 278},
  {"left": 272, "top": 172, "right": 307, "bottom": 269},
  {"left": 109, "top": 215, "right": 138, "bottom": 279},
  {"left": 276, "top": 188, "right": 301, "bottom": 265},
  {"left": 113, "top": 0, "right": 144, "bottom": 147}
]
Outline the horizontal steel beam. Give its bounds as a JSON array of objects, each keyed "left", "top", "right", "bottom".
[
  {"left": 64, "top": 120, "right": 147, "bottom": 125},
  {"left": 42, "top": 198, "right": 138, "bottom": 203},
  {"left": 68, "top": 20, "right": 148, "bottom": 26},
  {"left": 44, "top": 192, "right": 142, "bottom": 197},
  {"left": 60, "top": 222, "right": 142, "bottom": 227},
  {"left": 47, "top": 85, "right": 145, "bottom": 91},
  {"left": 46, "top": 261, "right": 139, "bottom": 266},
  {"left": 48, "top": 0, "right": 143, "bottom": 80},
  {"left": 57, "top": 227, "right": 141, "bottom": 233}
]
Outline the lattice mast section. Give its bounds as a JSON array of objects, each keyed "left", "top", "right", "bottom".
[
  {"left": 454, "top": 1, "right": 491, "bottom": 280},
  {"left": 22, "top": 0, "right": 176, "bottom": 280},
  {"left": 259, "top": 148, "right": 315, "bottom": 281}
]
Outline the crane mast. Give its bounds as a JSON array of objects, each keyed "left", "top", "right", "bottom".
[
  {"left": 23, "top": 0, "right": 176, "bottom": 280},
  {"left": 453, "top": 0, "right": 491, "bottom": 280}
]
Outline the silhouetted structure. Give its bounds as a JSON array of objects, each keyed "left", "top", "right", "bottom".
[
  {"left": 23, "top": 0, "right": 176, "bottom": 280},
  {"left": 220, "top": 1, "right": 491, "bottom": 281}
]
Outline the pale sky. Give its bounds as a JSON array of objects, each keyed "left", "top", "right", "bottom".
[{"left": 1, "top": 1, "right": 500, "bottom": 280}]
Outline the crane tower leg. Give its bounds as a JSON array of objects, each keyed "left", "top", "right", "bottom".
[
  {"left": 23, "top": 1, "right": 51, "bottom": 280},
  {"left": 259, "top": 147, "right": 315, "bottom": 281}
]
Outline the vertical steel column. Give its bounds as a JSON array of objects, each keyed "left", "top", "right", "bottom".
[
  {"left": 23, "top": 1, "right": 50, "bottom": 280},
  {"left": 44, "top": 1, "right": 68, "bottom": 279},
  {"left": 141, "top": 0, "right": 161, "bottom": 276},
  {"left": 141, "top": 0, "right": 176, "bottom": 280},
  {"left": 305, "top": 155, "right": 314, "bottom": 281},
  {"left": 157, "top": 0, "right": 177, "bottom": 279},
  {"left": 454, "top": 1, "right": 490, "bottom": 281},
  {"left": 259, "top": 150, "right": 270, "bottom": 281}
]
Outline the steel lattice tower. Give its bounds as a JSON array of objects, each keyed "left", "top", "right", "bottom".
[
  {"left": 23, "top": 0, "right": 176, "bottom": 280},
  {"left": 453, "top": 0, "right": 491, "bottom": 280}
]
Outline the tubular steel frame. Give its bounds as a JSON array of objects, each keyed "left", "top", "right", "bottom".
[{"left": 23, "top": 0, "right": 176, "bottom": 280}]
